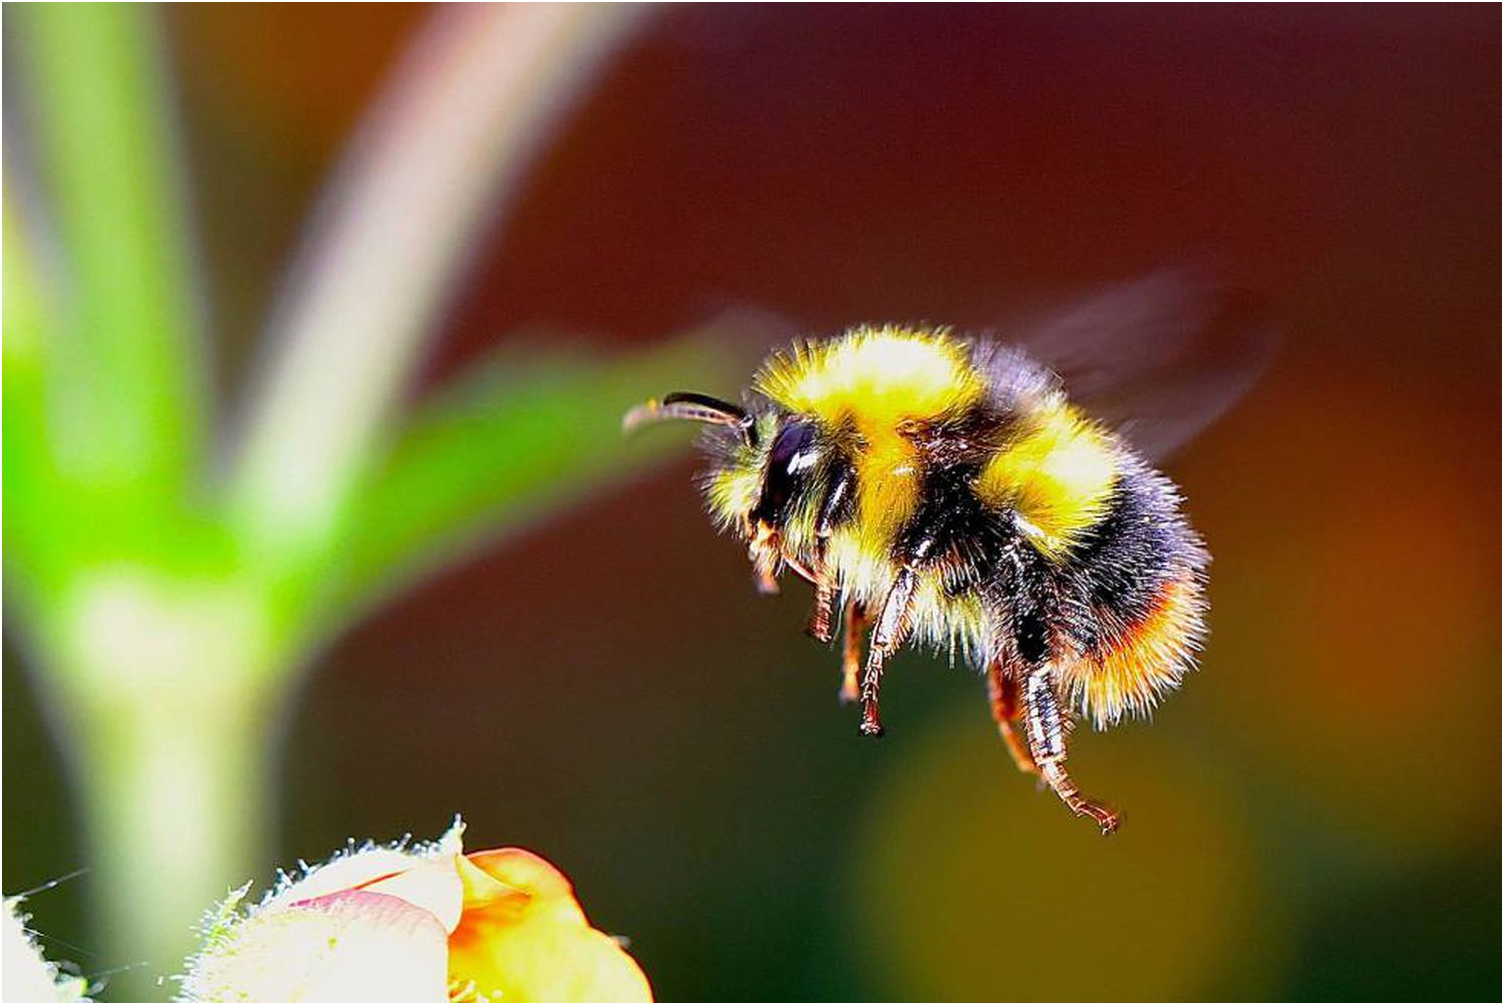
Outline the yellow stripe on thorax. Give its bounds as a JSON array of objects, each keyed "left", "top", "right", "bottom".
[
  {"left": 974, "top": 400, "right": 1118, "bottom": 559},
  {"left": 850, "top": 428, "right": 921, "bottom": 554},
  {"left": 755, "top": 326, "right": 982, "bottom": 425},
  {"left": 757, "top": 327, "right": 984, "bottom": 551}
]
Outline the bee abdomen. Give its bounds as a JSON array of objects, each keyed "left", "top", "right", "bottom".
[
  {"left": 1063, "top": 457, "right": 1207, "bottom": 632},
  {"left": 1056, "top": 457, "right": 1209, "bottom": 727}
]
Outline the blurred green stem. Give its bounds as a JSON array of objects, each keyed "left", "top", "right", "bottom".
[
  {"left": 29, "top": 565, "right": 279, "bottom": 1000},
  {"left": 228, "top": 3, "right": 645, "bottom": 568},
  {"left": 18, "top": 3, "right": 203, "bottom": 497},
  {"left": 67, "top": 660, "right": 274, "bottom": 994}
]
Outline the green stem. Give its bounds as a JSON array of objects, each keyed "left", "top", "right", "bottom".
[
  {"left": 44, "top": 569, "right": 277, "bottom": 1001},
  {"left": 74, "top": 692, "right": 274, "bottom": 1001},
  {"left": 15, "top": 4, "right": 204, "bottom": 496}
]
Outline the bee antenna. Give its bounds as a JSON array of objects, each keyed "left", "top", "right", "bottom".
[{"left": 623, "top": 392, "right": 759, "bottom": 447}]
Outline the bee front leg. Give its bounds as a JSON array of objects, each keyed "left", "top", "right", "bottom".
[
  {"left": 1022, "top": 664, "right": 1120, "bottom": 835},
  {"left": 838, "top": 599, "right": 868, "bottom": 704},
  {"left": 859, "top": 567, "right": 918, "bottom": 737},
  {"left": 985, "top": 658, "right": 1037, "bottom": 775}
]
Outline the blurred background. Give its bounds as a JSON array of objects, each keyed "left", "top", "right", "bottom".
[{"left": 5, "top": 4, "right": 1498, "bottom": 1001}]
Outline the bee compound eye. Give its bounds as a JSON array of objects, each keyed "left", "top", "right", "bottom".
[
  {"left": 769, "top": 420, "right": 819, "bottom": 471},
  {"left": 754, "top": 420, "right": 821, "bottom": 524}
]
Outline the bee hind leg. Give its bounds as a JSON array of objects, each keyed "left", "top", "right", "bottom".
[
  {"left": 1022, "top": 664, "right": 1120, "bottom": 835},
  {"left": 985, "top": 658, "right": 1037, "bottom": 775}
]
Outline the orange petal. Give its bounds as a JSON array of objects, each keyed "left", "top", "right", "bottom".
[
  {"left": 464, "top": 849, "right": 573, "bottom": 901},
  {"left": 449, "top": 923, "right": 652, "bottom": 1004},
  {"left": 457, "top": 849, "right": 581, "bottom": 922},
  {"left": 448, "top": 849, "right": 652, "bottom": 1003}
]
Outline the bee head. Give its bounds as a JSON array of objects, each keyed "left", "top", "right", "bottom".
[{"left": 624, "top": 393, "right": 831, "bottom": 591}]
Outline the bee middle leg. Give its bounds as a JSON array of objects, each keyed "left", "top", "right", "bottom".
[
  {"left": 985, "top": 658, "right": 1037, "bottom": 775},
  {"left": 859, "top": 567, "right": 918, "bottom": 737},
  {"left": 838, "top": 599, "right": 868, "bottom": 704},
  {"left": 1022, "top": 664, "right": 1120, "bottom": 835}
]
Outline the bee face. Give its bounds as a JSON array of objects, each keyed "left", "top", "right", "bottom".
[
  {"left": 626, "top": 278, "right": 1270, "bottom": 834},
  {"left": 724, "top": 413, "right": 832, "bottom": 594}
]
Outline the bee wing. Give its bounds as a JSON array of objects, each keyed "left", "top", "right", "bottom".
[{"left": 1013, "top": 270, "right": 1277, "bottom": 462}]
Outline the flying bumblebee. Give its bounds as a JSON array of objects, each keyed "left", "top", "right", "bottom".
[{"left": 625, "top": 274, "right": 1270, "bottom": 834}]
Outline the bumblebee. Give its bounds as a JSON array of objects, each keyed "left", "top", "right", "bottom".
[{"left": 626, "top": 275, "right": 1268, "bottom": 833}]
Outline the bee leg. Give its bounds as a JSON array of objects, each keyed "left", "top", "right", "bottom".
[
  {"left": 806, "top": 461, "right": 856, "bottom": 643},
  {"left": 749, "top": 523, "right": 782, "bottom": 595},
  {"left": 1023, "top": 665, "right": 1120, "bottom": 835},
  {"left": 859, "top": 568, "right": 918, "bottom": 737},
  {"left": 805, "top": 555, "right": 838, "bottom": 643},
  {"left": 838, "top": 599, "right": 868, "bottom": 704},
  {"left": 985, "top": 658, "right": 1037, "bottom": 775}
]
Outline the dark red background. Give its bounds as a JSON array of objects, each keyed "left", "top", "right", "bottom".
[{"left": 7, "top": 6, "right": 1498, "bottom": 999}]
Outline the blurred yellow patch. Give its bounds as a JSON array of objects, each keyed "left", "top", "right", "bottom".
[{"left": 848, "top": 711, "right": 1287, "bottom": 1000}]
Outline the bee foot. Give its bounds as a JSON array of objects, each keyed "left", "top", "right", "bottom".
[{"left": 1074, "top": 801, "right": 1120, "bottom": 836}]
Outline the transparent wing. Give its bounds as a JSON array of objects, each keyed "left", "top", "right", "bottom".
[{"left": 1011, "top": 270, "right": 1278, "bottom": 462}]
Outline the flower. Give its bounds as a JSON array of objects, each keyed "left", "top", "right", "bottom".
[{"left": 181, "top": 820, "right": 651, "bottom": 1003}]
